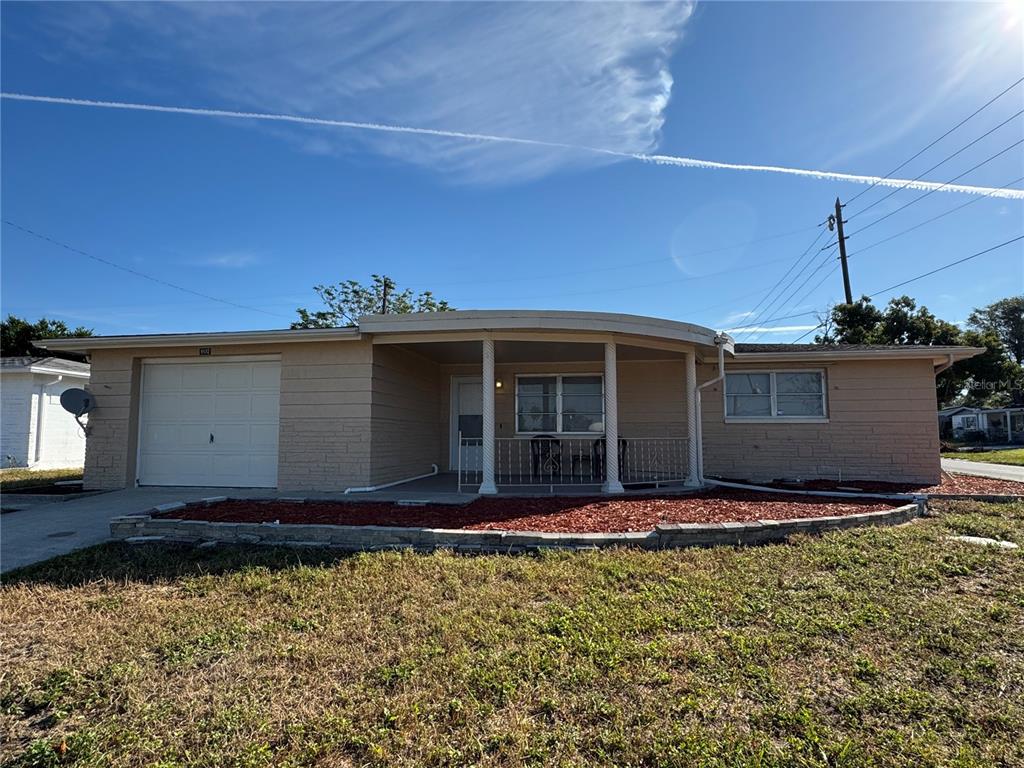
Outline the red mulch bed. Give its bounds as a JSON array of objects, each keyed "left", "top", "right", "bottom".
[{"left": 159, "top": 488, "right": 906, "bottom": 534}]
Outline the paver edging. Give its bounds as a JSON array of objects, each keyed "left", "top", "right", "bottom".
[{"left": 110, "top": 498, "right": 925, "bottom": 553}]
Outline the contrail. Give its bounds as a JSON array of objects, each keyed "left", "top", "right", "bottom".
[{"left": 3, "top": 92, "right": 1022, "bottom": 199}]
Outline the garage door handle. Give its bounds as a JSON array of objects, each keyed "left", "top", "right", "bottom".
[{"left": 210, "top": 433, "right": 214, "bottom": 443}]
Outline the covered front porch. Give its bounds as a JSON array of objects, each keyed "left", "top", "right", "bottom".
[{"left": 366, "top": 312, "right": 728, "bottom": 495}]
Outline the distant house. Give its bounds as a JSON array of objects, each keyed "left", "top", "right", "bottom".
[
  {"left": 944, "top": 406, "right": 1024, "bottom": 444},
  {"left": 0, "top": 357, "right": 90, "bottom": 469}
]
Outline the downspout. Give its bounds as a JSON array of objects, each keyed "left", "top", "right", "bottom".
[
  {"left": 933, "top": 353, "right": 955, "bottom": 376},
  {"left": 344, "top": 464, "right": 439, "bottom": 494},
  {"left": 694, "top": 335, "right": 727, "bottom": 485},
  {"left": 31, "top": 375, "right": 62, "bottom": 466}
]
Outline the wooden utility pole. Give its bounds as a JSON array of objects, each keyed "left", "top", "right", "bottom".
[
  {"left": 380, "top": 277, "right": 391, "bottom": 314},
  {"left": 834, "top": 197, "right": 853, "bottom": 304}
]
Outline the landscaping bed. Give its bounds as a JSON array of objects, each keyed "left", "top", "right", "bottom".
[{"left": 159, "top": 488, "right": 901, "bottom": 533}]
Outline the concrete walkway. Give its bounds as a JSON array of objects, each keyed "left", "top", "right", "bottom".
[
  {"left": 941, "top": 458, "right": 1024, "bottom": 483},
  {"left": 0, "top": 487, "right": 277, "bottom": 574}
]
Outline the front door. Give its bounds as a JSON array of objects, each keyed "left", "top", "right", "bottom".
[{"left": 451, "top": 377, "right": 483, "bottom": 471}]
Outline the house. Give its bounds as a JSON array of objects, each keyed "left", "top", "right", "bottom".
[
  {"left": 40, "top": 310, "right": 983, "bottom": 492},
  {"left": 946, "top": 406, "right": 1024, "bottom": 443},
  {"left": 938, "top": 405, "right": 974, "bottom": 437},
  {"left": 0, "top": 356, "right": 90, "bottom": 469}
]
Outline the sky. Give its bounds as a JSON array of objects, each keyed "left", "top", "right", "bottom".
[{"left": 1, "top": 0, "right": 1022, "bottom": 342}]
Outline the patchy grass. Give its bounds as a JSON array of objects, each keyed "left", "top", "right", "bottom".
[
  {"left": 2, "top": 500, "right": 1022, "bottom": 767},
  {"left": 942, "top": 448, "right": 1024, "bottom": 467},
  {"left": 0, "top": 468, "right": 82, "bottom": 491}
]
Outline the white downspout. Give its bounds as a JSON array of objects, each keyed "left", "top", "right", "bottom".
[
  {"left": 344, "top": 464, "right": 439, "bottom": 494},
  {"left": 933, "top": 353, "right": 955, "bottom": 376},
  {"left": 694, "top": 336, "right": 727, "bottom": 485},
  {"left": 31, "top": 375, "right": 63, "bottom": 466}
]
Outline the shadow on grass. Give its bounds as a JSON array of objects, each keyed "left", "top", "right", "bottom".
[{"left": 2, "top": 541, "right": 358, "bottom": 588}]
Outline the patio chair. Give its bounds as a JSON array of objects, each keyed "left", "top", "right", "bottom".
[{"left": 530, "top": 435, "right": 562, "bottom": 479}]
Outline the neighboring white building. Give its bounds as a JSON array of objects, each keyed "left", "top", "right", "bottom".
[
  {"left": 947, "top": 406, "right": 1024, "bottom": 443},
  {"left": 0, "top": 356, "right": 90, "bottom": 469}
]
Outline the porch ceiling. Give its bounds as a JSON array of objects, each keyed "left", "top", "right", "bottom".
[{"left": 394, "top": 339, "right": 685, "bottom": 364}]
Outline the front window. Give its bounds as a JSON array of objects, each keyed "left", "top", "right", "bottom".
[
  {"left": 960, "top": 415, "right": 978, "bottom": 430},
  {"left": 725, "top": 371, "right": 826, "bottom": 419},
  {"left": 516, "top": 375, "right": 604, "bottom": 433}
]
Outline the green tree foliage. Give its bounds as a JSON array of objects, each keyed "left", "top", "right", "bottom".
[
  {"left": 816, "top": 295, "right": 1021, "bottom": 407},
  {"left": 968, "top": 296, "right": 1024, "bottom": 366},
  {"left": 292, "top": 275, "right": 453, "bottom": 329},
  {"left": 0, "top": 315, "right": 92, "bottom": 361}
]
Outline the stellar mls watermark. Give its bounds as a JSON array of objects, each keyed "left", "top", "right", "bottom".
[{"left": 962, "top": 376, "right": 1024, "bottom": 392}]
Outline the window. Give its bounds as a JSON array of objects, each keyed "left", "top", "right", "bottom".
[
  {"left": 725, "top": 371, "right": 826, "bottom": 420},
  {"left": 516, "top": 375, "right": 604, "bottom": 433},
  {"left": 960, "top": 415, "right": 978, "bottom": 430}
]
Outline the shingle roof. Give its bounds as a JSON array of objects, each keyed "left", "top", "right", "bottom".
[{"left": 0, "top": 356, "right": 90, "bottom": 374}]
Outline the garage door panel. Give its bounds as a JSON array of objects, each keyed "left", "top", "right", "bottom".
[
  {"left": 145, "top": 365, "right": 183, "bottom": 391},
  {"left": 181, "top": 366, "right": 217, "bottom": 390},
  {"left": 251, "top": 394, "right": 280, "bottom": 419},
  {"left": 252, "top": 362, "right": 281, "bottom": 388},
  {"left": 138, "top": 360, "right": 280, "bottom": 488}
]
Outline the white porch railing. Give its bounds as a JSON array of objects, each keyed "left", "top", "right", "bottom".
[{"left": 458, "top": 434, "right": 690, "bottom": 492}]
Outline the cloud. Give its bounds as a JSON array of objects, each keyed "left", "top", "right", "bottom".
[
  {"left": 20, "top": 1, "right": 695, "bottom": 183},
  {"left": 195, "top": 251, "right": 261, "bottom": 269},
  {"left": 8, "top": 92, "right": 1023, "bottom": 201}
]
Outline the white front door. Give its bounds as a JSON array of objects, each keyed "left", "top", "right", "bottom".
[
  {"left": 451, "top": 377, "right": 483, "bottom": 471},
  {"left": 137, "top": 359, "right": 281, "bottom": 487}
]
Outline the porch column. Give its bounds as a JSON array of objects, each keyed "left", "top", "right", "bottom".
[
  {"left": 603, "top": 341, "right": 624, "bottom": 493},
  {"left": 685, "top": 351, "right": 700, "bottom": 486},
  {"left": 478, "top": 337, "right": 498, "bottom": 495}
]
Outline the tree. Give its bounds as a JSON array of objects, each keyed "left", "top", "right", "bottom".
[
  {"left": 816, "top": 295, "right": 1021, "bottom": 407},
  {"left": 292, "top": 275, "right": 453, "bottom": 329},
  {"left": 968, "top": 296, "right": 1024, "bottom": 366},
  {"left": 0, "top": 315, "right": 92, "bottom": 361}
]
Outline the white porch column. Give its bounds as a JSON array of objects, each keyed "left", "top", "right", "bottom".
[
  {"left": 685, "top": 351, "right": 700, "bottom": 486},
  {"left": 602, "top": 341, "right": 624, "bottom": 493},
  {"left": 478, "top": 338, "right": 498, "bottom": 495}
]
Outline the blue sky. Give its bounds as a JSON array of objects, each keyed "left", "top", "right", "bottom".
[{"left": 1, "top": 1, "right": 1021, "bottom": 341}]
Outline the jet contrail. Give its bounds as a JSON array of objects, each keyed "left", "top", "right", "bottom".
[{"left": 3, "top": 92, "right": 1022, "bottom": 200}]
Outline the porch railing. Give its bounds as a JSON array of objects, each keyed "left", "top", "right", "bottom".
[{"left": 458, "top": 434, "right": 690, "bottom": 492}]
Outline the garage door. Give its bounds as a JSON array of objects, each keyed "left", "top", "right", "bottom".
[{"left": 138, "top": 359, "right": 280, "bottom": 487}]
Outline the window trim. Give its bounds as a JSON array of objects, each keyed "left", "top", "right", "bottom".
[
  {"left": 514, "top": 373, "right": 605, "bottom": 435},
  {"left": 723, "top": 369, "right": 828, "bottom": 423}
]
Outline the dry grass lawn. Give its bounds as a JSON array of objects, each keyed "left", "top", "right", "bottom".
[
  {"left": 1, "top": 500, "right": 1022, "bottom": 767},
  {"left": 0, "top": 468, "right": 82, "bottom": 491}
]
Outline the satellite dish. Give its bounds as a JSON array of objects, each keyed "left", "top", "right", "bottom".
[{"left": 60, "top": 388, "right": 95, "bottom": 417}]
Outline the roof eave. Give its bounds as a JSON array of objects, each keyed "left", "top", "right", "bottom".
[
  {"left": 38, "top": 326, "right": 363, "bottom": 352},
  {"left": 731, "top": 347, "right": 985, "bottom": 364}
]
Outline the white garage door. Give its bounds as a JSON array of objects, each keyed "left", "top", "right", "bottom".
[{"left": 138, "top": 359, "right": 281, "bottom": 487}]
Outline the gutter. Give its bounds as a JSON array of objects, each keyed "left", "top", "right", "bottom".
[
  {"left": 694, "top": 334, "right": 728, "bottom": 485},
  {"left": 933, "top": 352, "right": 955, "bottom": 375},
  {"left": 344, "top": 464, "right": 439, "bottom": 494}
]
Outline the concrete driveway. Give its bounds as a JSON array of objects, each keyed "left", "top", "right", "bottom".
[
  {"left": 941, "top": 458, "right": 1024, "bottom": 484},
  {"left": 0, "top": 487, "right": 275, "bottom": 574}
]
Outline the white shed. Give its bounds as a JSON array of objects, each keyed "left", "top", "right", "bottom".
[{"left": 0, "top": 356, "right": 90, "bottom": 469}]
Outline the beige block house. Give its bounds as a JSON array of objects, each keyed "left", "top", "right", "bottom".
[{"left": 42, "top": 310, "right": 981, "bottom": 493}]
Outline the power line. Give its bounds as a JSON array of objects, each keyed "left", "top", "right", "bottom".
[
  {"left": 729, "top": 224, "right": 829, "bottom": 340},
  {"left": 2, "top": 220, "right": 291, "bottom": 320},
  {"left": 789, "top": 323, "right": 824, "bottom": 343},
  {"left": 849, "top": 107, "right": 1024, "bottom": 219},
  {"left": 845, "top": 138, "right": 1024, "bottom": 238},
  {"left": 847, "top": 175, "right": 1024, "bottom": 260},
  {"left": 868, "top": 235, "right": 1024, "bottom": 298},
  {"left": 844, "top": 75, "right": 1024, "bottom": 207},
  {"left": 744, "top": 250, "right": 839, "bottom": 341}
]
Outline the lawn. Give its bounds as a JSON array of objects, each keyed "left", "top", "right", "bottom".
[
  {"left": 0, "top": 467, "right": 82, "bottom": 491},
  {"left": 942, "top": 447, "right": 1024, "bottom": 467},
  {"left": 2, "top": 500, "right": 1022, "bottom": 767}
]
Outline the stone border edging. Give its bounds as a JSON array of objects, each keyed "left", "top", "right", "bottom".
[{"left": 110, "top": 498, "right": 925, "bottom": 553}]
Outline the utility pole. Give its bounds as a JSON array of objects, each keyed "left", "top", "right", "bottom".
[
  {"left": 380, "top": 276, "right": 390, "bottom": 315},
  {"left": 831, "top": 197, "right": 853, "bottom": 304}
]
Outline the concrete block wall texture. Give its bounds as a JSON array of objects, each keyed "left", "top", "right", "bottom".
[
  {"left": 698, "top": 358, "right": 942, "bottom": 484},
  {"left": 369, "top": 344, "right": 443, "bottom": 485}
]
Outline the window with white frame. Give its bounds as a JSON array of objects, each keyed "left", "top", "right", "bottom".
[
  {"left": 724, "top": 371, "right": 826, "bottom": 419},
  {"left": 960, "top": 415, "right": 978, "bottom": 430},
  {"left": 516, "top": 375, "right": 604, "bottom": 433}
]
